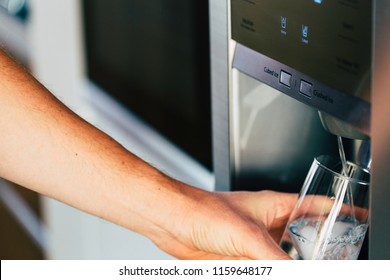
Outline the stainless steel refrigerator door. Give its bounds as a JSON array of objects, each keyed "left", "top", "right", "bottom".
[{"left": 370, "top": 0, "right": 390, "bottom": 260}]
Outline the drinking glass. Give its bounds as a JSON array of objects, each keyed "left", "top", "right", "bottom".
[{"left": 279, "top": 155, "right": 370, "bottom": 260}]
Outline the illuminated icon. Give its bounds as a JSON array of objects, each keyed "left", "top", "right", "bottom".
[
  {"left": 302, "top": 25, "right": 309, "bottom": 38},
  {"left": 314, "top": 0, "right": 323, "bottom": 4},
  {"left": 281, "top": 16, "right": 287, "bottom": 29}
]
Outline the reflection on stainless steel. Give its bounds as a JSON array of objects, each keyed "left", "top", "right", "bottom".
[
  {"left": 231, "top": 70, "right": 337, "bottom": 193},
  {"left": 239, "top": 83, "right": 279, "bottom": 149},
  {"left": 370, "top": 0, "right": 390, "bottom": 260}
]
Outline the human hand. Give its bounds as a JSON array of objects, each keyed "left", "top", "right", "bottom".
[
  {"left": 0, "top": 49, "right": 297, "bottom": 259},
  {"left": 146, "top": 185, "right": 298, "bottom": 260}
]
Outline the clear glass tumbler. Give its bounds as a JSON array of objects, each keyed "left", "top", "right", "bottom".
[{"left": 279, "top": 155, "right": 370, "bottom": 260}]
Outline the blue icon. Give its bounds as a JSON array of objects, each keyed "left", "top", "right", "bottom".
[
  {"left": 281, "top": 16, "right": 287, "bottom": 29},
  {"left": 314, "top": 0, "right": 323, "bottom": 4},
  {"left": 302, "top": 25, "right": 309, "bottom": 38}
]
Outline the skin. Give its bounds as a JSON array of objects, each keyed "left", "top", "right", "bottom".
[{"left": 0, "top": 49, "right": 297, "bottom": 259}]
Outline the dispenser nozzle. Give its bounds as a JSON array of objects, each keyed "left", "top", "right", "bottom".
[{"left": 318, "top": 111, "right": 370, "bottom": 140}]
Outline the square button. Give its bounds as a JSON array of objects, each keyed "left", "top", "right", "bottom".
[
  {"left": 300, "top": 80, "right": 312, "bottom": 97},
  {"left": 280, "top": 71, "right": 292, "bottom": 87}
]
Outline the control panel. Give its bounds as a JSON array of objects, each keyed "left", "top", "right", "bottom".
[
  {"left": 231, "top": 0, "right": 372, "bottom": 134},
  {"left": 233, "top": 43, "right": 370, "bottom": 132}
]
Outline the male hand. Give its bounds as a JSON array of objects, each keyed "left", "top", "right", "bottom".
[{"left": 148, "top": 187, "right": 298, "bottom": 260}]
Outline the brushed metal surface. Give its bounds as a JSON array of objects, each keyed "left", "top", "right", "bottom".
[
  {"left": 370, "top": 0, "right": 390, "bottom": 260},
  {"left": 209, "top": 0, "right": 231, "bottom": 191}
]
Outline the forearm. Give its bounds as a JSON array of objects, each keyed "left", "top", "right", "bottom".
[
  {"left": 0, "top": 49, "right": 196, "bottom": 240},
  {"left": 0, "top": 50, "right": 297, "bottom": 260}
]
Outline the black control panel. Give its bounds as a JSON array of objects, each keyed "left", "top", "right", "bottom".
[{"left": 231, "top": 0, "right": 372, "bottom": 132}]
